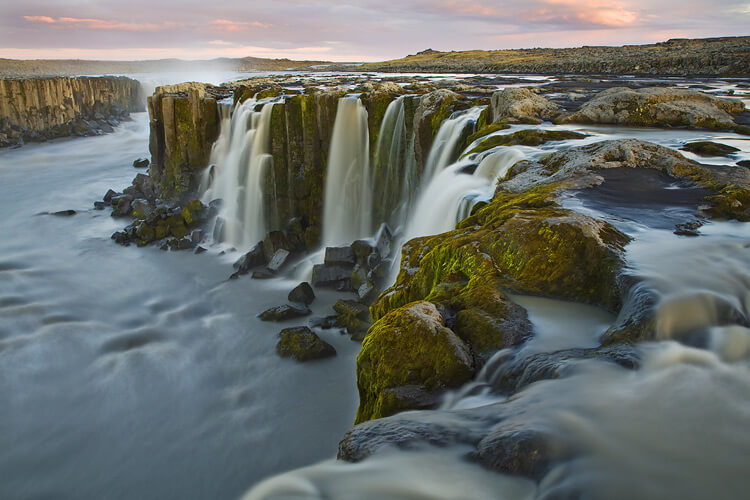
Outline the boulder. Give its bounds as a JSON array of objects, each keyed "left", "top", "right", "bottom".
[
  {"left": 324, "top": 246, "right": 356, "bottom": 266},
  {"left": 560, "top": 87, "right": 746, "bottom": 130},
  {"left": 489, "top": 88, "right": 561, "bottom": 124},
  {"left": 311, "top": 264, "right": 351, "bottom": 288},
  {"left": 258, "top": 304, "right": 312, "bottom": 322},
  {"left": 276, "top": 326, "right": 336, "bottom": 362},
  {"left": 355, "top": 301, "right": 474, "bottom": 423},
  {"left": 266, "top": 249, "right": 290, "bottom": 273},
  {"left": 288, "top": 282, "right": 315, "bottom": 305},
  {"left": 133, "top": 158, "right": 150, "bottom": 168},
  {"left": 233, "top": 242, "right": 266, "bottom": 274},
  {"left": 682, "top": 141, "right": 740, "bottom": 157}
]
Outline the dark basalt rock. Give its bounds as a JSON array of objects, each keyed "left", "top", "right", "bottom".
[
  {"left": 674, "top": 220, "right": 703, "bottom": 236},
  {"left": 51, "top": 210, "right": 76, "bottom": 216},
  {"left": 276, "top": 326, "right": 336, "bottom": 362},
  {"left": 258, "top": 304, "right": 312, "bottom": 321},
  {"left": 682, "top": 140, "right": 740, "bottom": 157},
  {"left": 233, "top": 242, "right": 266, "bottom": 275},
  {"left": 311, "top": 264, "right": 352, "bottom": 288},
  {"left": 333, "top": 299, "right": 372, "bottom": 339},
  {"left": 472, "top": 429, "right": 557, "bottom": 480},
  {"left": 266, "top": 249, "right": 290, "bottom": 273},
  {"left": 133, "top": 158, "right": 150, "bottom": 168},
  {"left": 288, "top": 282, "right": 315, "bottom": 305},
  {"left": 324, "top": 246, "right": 356, "bottom": 266},
  {"left": 310, "top": 315, "right": 339, "bottom": 330}
]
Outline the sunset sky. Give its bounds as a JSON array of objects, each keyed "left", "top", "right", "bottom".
[{"left": 0, "top": 0, "right": 748, "bottom": 61}]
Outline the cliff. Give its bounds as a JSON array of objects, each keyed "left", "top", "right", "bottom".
[{"left": 0, "top": 76, "right": 143, "bottom": 147}]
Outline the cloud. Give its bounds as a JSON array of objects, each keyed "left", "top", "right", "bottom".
[
  {"left": 23, "top": 15, "right": 163, "bottom": 31},
  {"left": 437, "top": 2, "right": 500, "bottom": 16},
  {"left": 210, "top": 19, "right": 272, "bottom": 32},
  {"left": 524, "top": 0, "right": 639, "bottom": 28},
  {"left": 208, "top": 40, "right": 233, "bottom": 45}
]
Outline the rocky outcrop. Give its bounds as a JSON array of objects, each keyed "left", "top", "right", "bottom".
[
  {"left": 412, "top": 89, "right": 470, "bottom": 173},
  {"left": 0, "top": 76, "right": 142, "bottom": 147},
  {"left": 147, "top": 83, "right": 223, "bottom": 201},
  {"left": 361, "top": 37, "right": 750, "bottom": 77},
  {"left": 559, "top": 87, "right": 746, "bottom": 131},
  {"left": 488, "top": 88, "right": 561, "bottom": 124},
  {"left": 276, "top": 326, "right": 336, "bottom": 361}
]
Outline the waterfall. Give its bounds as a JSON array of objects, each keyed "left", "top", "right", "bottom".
[
  {"left": 371, "top": 95, "right": 418, "bottom": 232},
  {"left": 201, "top": 98, "right": 275, "bottom": 250},
  {"left": 422, "top": 106, "right": 483, "bottom": 181},
  {"left": 322, "top": 97, "right": 372, "bottom": 247}
]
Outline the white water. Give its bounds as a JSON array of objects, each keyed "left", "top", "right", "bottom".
[
  {"left": 322, "top": 97, "right": 372, "bottom": 247},
  {"left": 202, "top": 98, "right": 275, "bottom": 250},
  {"left": 422, "top": 106, "right": 483, "bottom": 180},
  {"left": 371, "top": 96, "right": 417, "bottom": 231}
]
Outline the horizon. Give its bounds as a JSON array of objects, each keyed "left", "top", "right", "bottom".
[{"left": 1, "top": 1, "right": 748, "bottom": 62}]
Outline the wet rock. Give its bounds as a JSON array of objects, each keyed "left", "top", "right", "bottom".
[
  {"left": 103, "top": 189, "right": 117, "bottom": 204},
  {"left": 738, "top": 160, "right": 750, "bottom": 168},
  {"left": 674, "top": 220, "right": 703, "bottom": 236},
  {"left": 333, "top": 299, "right": 371, "bottom": 339},
  {"left": 560, "top": 87, "right": 745, "bottom": 130},
  {"left": 51, "top": 209, "right": 76, "bottom": 216},
  {"left": 251, "top": 269, "right": 277, "bottom": 280},
  {"left": 276, "top": 326, "right": 336, "bottom": 362},
  {"left": 352, "top": 239, "right": 376, "bottom": 262},
  {"left": 310, "top": 315, "right": 339, "bottom": 329},
  {"left": 682, "top": 141, "right": 741, "bottom": 157},
  {"left": 93, "top": 201, "right": 107, "bottom": 210},
  {"left": 233, "top": 242, "right": 266, "bottom": 275},
  {"left": 472, "top": 429, "right": 557, "bottom": 480},
  {"left": 311, "top": 264, "right": 351, "bottom": 288},
  {"left": 375, "top": 223, "right": 393, "bottom": 259},
  {"left": 324, "top": 246, "right": 356, "bottom": 266},
  {"left": 130, "top": 199, "right": 152, "bottom": 219},
  {"left": 190, "top": 229, "right": 204, "bottom": 244},
  {"left": 462, "top": 129, "right": 587, "bottom": 158},
  {"left": 266, "top": 249, "right": 290, "bottom": 273},
  {"left": 288, "top": 282, "right": 315, "bottom": 305},
  {"left": 133, "top": 158, "right": 150, "bottom": 168},
  {"left": 355, "top": 301, "right": 474, "bottom": 423},
  {"left": 263, "top": 230, "right": 299, "bottom": 262},
  {"left": 194, "top": 246, "right": 207, "bottom": 254},
  {"left": 258, "top": 304, "right": 312, "bottom": 322},
  {"left": 413, "top": 89, "right": 468, "bottom": 172},
  {"left": 489, "top": 87, "right": 561, "bottom": 124},
  {"left": 110, "top": 194, "right": 133, "bottom": 217}
]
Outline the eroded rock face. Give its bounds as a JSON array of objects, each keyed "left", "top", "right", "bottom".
[
  {"left": 355, "top": 301, "right": 474, "bottom": 423},
  {"left": 412, "top": 89, "right": 469, "bottom": 173},
  {"left": 147, "top": 83, "right": 221, "bottom": 201},
  {"left": 0, "top": 76, "right": 143, "bottom": 147},
  {"left": 560, "top": 87, "right": 746, "bottom": 130},
  {"left": 489, "top": 88, "right": 561, "bottom": 124}
]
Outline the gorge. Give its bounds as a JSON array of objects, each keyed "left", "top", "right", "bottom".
[{"left": 1, "top": 59, "right": 750, "bottom": 500}]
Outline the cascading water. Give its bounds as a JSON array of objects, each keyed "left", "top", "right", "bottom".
[
  {"left": 422, "top": 106, "right": 483, "bottom": 181},
  {"left": 201, "top": 98, "right": 275, "bottom": 250},
  {"left": 371, "top": 95, "right": 418, "bottom": 231},
  {"left": 322, "top": 97, "right": 372, "bottom": 247}
]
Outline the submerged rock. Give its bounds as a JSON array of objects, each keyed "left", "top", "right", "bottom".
[
  {"left": 682, "top": 140, "right": 741, "bottom": 157},
  {"left": 462, "top": 129, "right": 587, "bottom": 158},
  {"left": 276, "top": 326, "right": 336, "bottom": 362},
  {"left": 133, "top": 158, "right": 150, "bottom": 168},
  {"left": 258, "top": 304, "right": 312, "bottom": 322},
  {"left": 288, "top": 282, "right": 315, "bottom": 305}
]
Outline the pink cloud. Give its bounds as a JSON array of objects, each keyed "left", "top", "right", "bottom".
[
  {"left": 438, "top": 2, "right": 500, "bottom": 16},
  {"left": 525, "top": 1, "right": 639, "bottom": 27},
  {"left": 23, "top": 15, "right": 163, "bottom": 31},
  {"left": 210, "top": 19, "right": 272, "bottom": 32}
]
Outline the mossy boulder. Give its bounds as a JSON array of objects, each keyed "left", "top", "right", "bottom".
[
  {"left": 489, "top": 88, "right": 561, "bottom": 124},
  {"left": 682, "top": 141, "right": 740, "bottom": 157},
  {"left": 560, "top": 87, "right": 746, "bottom": 130},
  {"left": 276, "top": 326, "right": 336, "bottom": 362},
  {"left": 356, "top": 301, "right": 474, "bottom": 423},
  {"left": 465, "top": 121, "right": 509, "bottom": 145},
  {"left": 462, "top": 129, "right": 587, "bottom": 158}
]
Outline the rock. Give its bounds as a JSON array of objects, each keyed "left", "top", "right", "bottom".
[
  {"left": 190, "top": 229, "right": 204, "bottom": 244},
  {"left": 288, "top": 282, "right": 315, "bottom": 305},
  {"left": 375, "top": 223, "right": 393, "bottom": 258},
  {"left": 310, "top": 315, "right": 339, "bottom": 329},
  {"left": 413, "top": 89, "right": 468, "bottom": 172},
  {"left": 103, "top": 189, "right": 117, "bottom": 203},
  {"left": 682, "top": 141, "right": 741, "bottom": 157},
  {"left": 738, "top": 160, "right": 750, "bottom": 168},
  {"left": 194, "top": 246, "right": 207, "bottom": 254},
  {"left": 324, "top": 246, "right": 356, "bottom": 266},
  {"left": 674, "top": 220, "right": 703, "bottom": 236},
  {"left": 263, "top": 231, "right": 296, "bottom": 262},
  {"left": 489, "top": 87, "right": 561, "bottom": 124},
  {"left": 93, "top": 201, "right": 107, "bottom": 210},
  {"left": 560, "top": 87, "right": 745, "bottom": 130},
  {"left": 266, "top": 249, "right": 290, "bottom": 273},
  {"left": 130, "top": 199, "right": 152, "bottom": 219},
  {"left": 355, "top": 301, "right": 474, "bottom": 423},
  {"left": 311, "top": 264, "right": 352, "bottom": 288},
  {"left": 462, "top": 129, "right": 587, "bottom": 158},
  {"left": 352, "top": 239, "right": 376, "bottom": 262},
  {"left": 110, "top": 194, "right": 133, "bottom": 217},
  {"left": 51, "top": 209, "right": 76, "bottom": 216},
  {"left": 133, "top": 158, "right": 150, "bottom": 168},
  {"left": 473, "top": 429, "right": 556, "bottom": 480},
  {"left": 276, "top": 326, "right": 336, "bottom": 362},
  {"left": 333, "top": 299, "right": 372, "bottom": 338},
  {"left": 258, "top": 304, "right": 312, "bottom": 322},
  {"left": 251, "top": 269, "right": 277, "bottom": 280},
  {"left": 233, "top": 242, "right": 266, "bottom": 274}
]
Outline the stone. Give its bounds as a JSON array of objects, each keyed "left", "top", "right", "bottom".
[
  {"left": 130, "top": 199, "right": 151, "bottom": 219},
  {"left": 288, "top": 282, "right": 315, "bottom": 305},
  {"left": 276, "top": 326, "right": 336, "bottom": 362},
  {"left": 110, "top": 194, "right": 133, "bottom": 217},
  {"left": 93, "top": 201, "right": 107, "bottom": 210},
  {"left": 324, "top": 246, "right": 356, "bottom": 266},
  {"left": 682, "top": 141, "right": 741, "bottom": 157},
  {"left": 266, "top": 249, "right": 290, "bottom": 273},
  {"left": 311, "top": 264, "right": 352, "bottom": 288},
  {"left": 51, "top": 210, "right": 76, "bottom": 216},
  {"left": 133, "top": 158, "right": 150, "bottom": 168},
  {"left": 263, "top": 230, "right": 295, "bottom": 262},
  {"left": 355, "top": 301, "right": 474, "bottom": 423},
  {"left": 352, "top": 239, "right": 376, "bottom": 263},
  {"left": 190, "top": 229, "right": 204, "bottom": 244},
  {"left": 490, "top": 87, "right": 561, "bottom": 124},
  {"left": 103, "top": 189, "right": 118, "bottom": 203},
  {"left": 258, "top": 304, "right": 312, "bottom": 322},
  {"left": 194, "top": 246, "right": 207, "bottom": 254},
  {"left": 233, "top": 242, "right": 266, "bottom": 274},
  {"left": 375, "top": 223, "right": 393, "bottom": 258}
]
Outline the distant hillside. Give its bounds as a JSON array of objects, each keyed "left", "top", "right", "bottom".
[
  {"left": 358, "top": 36, "right": 750, "bottom": 77},
  {"left": 0, "top": 56, "right": 330, "bottom": 77}
]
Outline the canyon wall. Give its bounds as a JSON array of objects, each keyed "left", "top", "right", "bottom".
[{"left": 0, "top": 76, "right": 143, "bottom": 147}]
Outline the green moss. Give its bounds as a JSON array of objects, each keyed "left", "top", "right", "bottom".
[
  {"left": 462, "top": 129, "right": 587, "bottom": 158},
  {"left": 681, "top": 141, "right": 740, "bottom": 157},
  {"left": 465, "top": 122, "right": 510, "bottom": 145},
  {"left": 356, "top": 301, "right": 474, "bottom": 423},
  {"left": 180, "top": 199, "right": 203, "bottom": 226},
  {"left": 277, "top": 326, "right": 336, "bottom": 362}
]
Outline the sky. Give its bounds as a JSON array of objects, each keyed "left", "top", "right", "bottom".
[{"left": 0, "top": 0, "right": 748, "bottom": 62}]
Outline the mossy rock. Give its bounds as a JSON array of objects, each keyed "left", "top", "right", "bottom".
[
  {"left": 180, "top": 199, "right": 204, "bottom": 226},
  {"left": 681, "top": 141, "right": 740, "bottom": 157},
  {"left": 465, "top": 122, "right": 510, "bottom": 145},
  {"left": 276, "top": 326, "right": 336, "bottom": 362},
  {"left": 356, "top": 301, "right": 474, "bottom": 423},
  {"left": 462, "top": 129, "right": 587, "bottom": 158}
]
